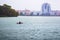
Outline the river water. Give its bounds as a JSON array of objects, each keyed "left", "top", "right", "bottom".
[{"left": 0, "top": 16, "right": 60, "bottom": 40}]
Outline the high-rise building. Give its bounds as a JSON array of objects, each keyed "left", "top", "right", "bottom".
[{"left": 42, "top": 3, "right": 51, "bottom": 16}]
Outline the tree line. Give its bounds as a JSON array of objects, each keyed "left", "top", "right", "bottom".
[{"left": 0, "top": 4, "right": 18, "bottom": 17}]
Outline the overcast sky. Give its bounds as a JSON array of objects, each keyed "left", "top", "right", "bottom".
[{"left": 0, "top": 0, "right": 60, "bottom": 11}]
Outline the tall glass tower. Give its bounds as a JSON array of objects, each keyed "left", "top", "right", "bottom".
[{"left": 42, "top": 3, "right": 51, "bottom": 16}]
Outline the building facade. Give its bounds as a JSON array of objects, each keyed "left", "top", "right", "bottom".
[{"left": 42, "top": 3, "right": 51, "bottom": 16}]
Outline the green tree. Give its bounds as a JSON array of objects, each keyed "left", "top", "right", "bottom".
[{"left": 0, "top": 4, "right": 18, "bottom": 17}]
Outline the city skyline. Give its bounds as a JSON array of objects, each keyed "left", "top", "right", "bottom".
[
  {"left": 0, "top": 0, "right": 60, "bottom": 11},
  {"left": 18, "top": 3, "right": 60, "bottom": 16}
]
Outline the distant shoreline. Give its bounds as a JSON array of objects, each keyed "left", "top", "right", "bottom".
[
  {"left": 17, "top": 16, "right": 60, "bottom": 17},
  {"left": 0, "top": 16, "right": 60, "bottom": 17}
]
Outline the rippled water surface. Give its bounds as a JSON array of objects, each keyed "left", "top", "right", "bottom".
[{"left": 0, "top": 16, "right": 60, "bottom": 40}]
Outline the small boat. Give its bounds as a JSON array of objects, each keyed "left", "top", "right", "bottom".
[{"left": 17, "top": 21, "right": 23, "bottom": 24}]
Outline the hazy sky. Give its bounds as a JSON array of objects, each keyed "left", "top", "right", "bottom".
[{"left": 0, "top": 0, "right": 60, "bottom": 11}]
